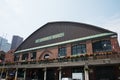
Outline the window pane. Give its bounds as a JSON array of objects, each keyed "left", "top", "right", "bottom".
[
  {"left": 58, "top": 47, "right": 66, "bottom": 57},
  {"left": 92, "top": 40, "right": 112, "bottom": 52},
  {"left": 31, "top": 52, "right": 36, "bottom": 59},
  {"left": 14, "top": 55, "right": 19, "bottom": 61},
  {"left": 72, "top": 44, "right": 86, "bottom": 55},
  {"left": 22, "top": 53, "right": 28, "bottom": 60}
]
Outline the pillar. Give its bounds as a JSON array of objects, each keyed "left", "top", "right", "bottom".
[
  {"left": 110, "top": 37, "right": 119, "bottom": 52},
  {"left": 84, "top": 63, "right": 89, "bottom": 80},
  {"left": 85, "top": 70, "right": 89, "bottom": 80},
  {"left": 86, "top": 40, "right": 93, "bottom": 55},
  {"left": 14, "top": 68, "right": 18, "bottom": 80},
  {"left": 59, "top": 67, "right": 62, "bottom": 80},
  {"left": 5, "top": 69, "right": 8, "bottom": 79},
  {"left": 44, "top": 68, "right": 47, "bottom": 80},
  {"left": 67, "top": 44, "right": 71, "bottom": 57},
  {"left": 0, "top": 68, "right": 3, "bottom": 79},
  {"left": 24, "top": 69, "right": 26, "bottom": 80}
]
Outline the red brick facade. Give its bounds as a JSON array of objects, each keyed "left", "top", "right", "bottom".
[
  {"left": 5, "top": 50, "right": 15, "bottom": 62},
  {"left": 110, "top": 37, "right": 120, "bottom": 52},
  {"left": 4, "top": 37, "right": 120, "bottom": 63},
  {"left": 16, "top": 38, "right": 120, "bottom": 61}
]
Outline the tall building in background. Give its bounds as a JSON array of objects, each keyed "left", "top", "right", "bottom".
[
  {"left": 0, "top": 36, "right": 11, "bottom": 52},
  {"left": 11, "top": 35, "right": 23, "bottom": 50}
]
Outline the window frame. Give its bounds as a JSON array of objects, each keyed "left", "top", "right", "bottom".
[
  {"left": 14, "top": 54, "right": 20, "bottom": 61},
  {"left": 30, "top": 52, "right": 36, "bottom": 60},
  {"left": 22, "top": 53, "right": 28, "bottom": 60},
  {"left": 92, "top": 40, "right": 112, "bottom": 52},
  {"left": 58, "top": 46, "right": 66, "bottom": 57},
  {"left": 71, "top": 43, "right": 86, "bottom": 55}
]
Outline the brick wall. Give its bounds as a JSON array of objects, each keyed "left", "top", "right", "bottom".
[
  {"left": 37, "top": 46, "right": 58, "bottom": 60},
  {"left": 19, "top": 37, "right": 120, "bottom": 61},
  {"left": 5, "top": 50, "right": 15, "bottom": 62},
  {"left": 110, "top": 37, "right": 120, "bottom": 52},
  {"left": 86, "top": 40, "right": 93, "bottom": 55},
  {"left": 66, "top": 44, "right": 71, "bottom": 57}
]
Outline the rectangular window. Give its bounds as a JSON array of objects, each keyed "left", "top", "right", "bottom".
[
  {"left": 92, "top": 40, "right": 112, "bottom": 52},
  {"left": 14, "top": 55, "right": 20, "bottom": 61},
  {"left": 31, "top": 52, "right": 36, "bottom": 59},
  {"left": 22, "top": 53, "right": 28, "bottom": 60},
  {"left": 58, "top": 47, "right": 66, "bottom": 57},
  {"left": 72, "top": 44, "right": 86, "bottom": 55}
]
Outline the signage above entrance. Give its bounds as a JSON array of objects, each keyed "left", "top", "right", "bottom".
[{"left": 35, "top": 32, "right": 64, "bottom": 43}]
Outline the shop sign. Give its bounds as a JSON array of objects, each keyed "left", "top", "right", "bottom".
[{"left": 35, "top": 32, "right": 64, "bottom": 43}]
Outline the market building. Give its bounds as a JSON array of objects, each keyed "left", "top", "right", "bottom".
[{"left": 0, "top": 21, "right": 120, "bottom": 80}]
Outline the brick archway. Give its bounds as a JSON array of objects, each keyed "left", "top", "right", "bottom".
[{"left": 39, "top": 50, "right": 53, "bottom": 60}]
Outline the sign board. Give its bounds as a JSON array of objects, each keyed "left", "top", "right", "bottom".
[
  {"left": 72, "top": 73, "right": 83, "bottom": 80},
  {"left": 35, "top": 32, "right": 64, "bottom": 43}
]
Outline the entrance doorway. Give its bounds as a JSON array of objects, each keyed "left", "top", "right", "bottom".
[
  {"left": 46, "top": 69, "right": 55, "bottom": 80},
  {"left": 96, "top": 66, "right": 115, "bottom": 80}
]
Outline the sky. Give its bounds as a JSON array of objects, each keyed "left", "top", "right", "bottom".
[{"left": 0, "top": 0, "right": 120, "bottom": 44}]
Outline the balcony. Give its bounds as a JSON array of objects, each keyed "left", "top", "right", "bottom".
[{"left": 0, "top": 51, "right": 120, "bottom": 68}]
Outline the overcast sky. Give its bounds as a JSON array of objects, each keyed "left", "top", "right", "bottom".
[{"left": 0, "top": 0, "right": 120, "bottom": 44}]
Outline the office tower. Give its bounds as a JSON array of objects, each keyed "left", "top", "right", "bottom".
[
  {"left": 11, "top": 35, "right": 23, "bottom": 50},
  {"left": 0, "top": 36, "right": 11, "bottom": 52}
]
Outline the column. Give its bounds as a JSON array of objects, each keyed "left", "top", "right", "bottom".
[
  {"left": 24, "top": 68, "right": 26, "bottom": 80},
  {"left": 110, "top": 37, "right": 119, "bottom": 52},
  {"left": 44, "top": 68, "right": 47, "bottom": 80},
  {"left": 0, "top": 68, "right": 4, "bottom": 79},
  {"left": 14, "top": 68, "right": 18, "bottom": 80},
  {"left": 66, "top": 44, "right": 71, "bottom": 57},
  {"left": 86, "top": 40, "right": 93, "bottom": 55},
  {"left": 84, "top": 64, "right": 89, "bottom": 80},
  {"left": 59, "top": 67, "right": 62, "bottom": 80},
  {"left": 5, "top": 69, "right": 8, "bottom": 79}
]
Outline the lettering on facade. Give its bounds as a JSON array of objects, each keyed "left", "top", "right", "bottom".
[{"left": 35, "top": 32, "right": 64, "bottom": 43}]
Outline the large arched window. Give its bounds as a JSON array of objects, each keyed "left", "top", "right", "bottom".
[{"left": 92, "top": 40, "right": 112, "bottom": 52}]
